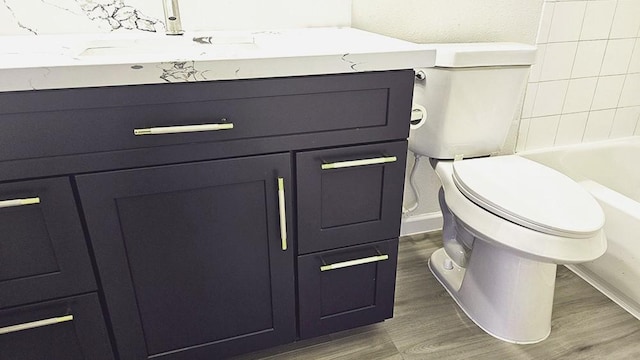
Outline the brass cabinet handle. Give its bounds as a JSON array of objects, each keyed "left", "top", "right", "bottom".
[
  {"left": 277, "top": 177, "right": 287, "bottom": 251},
  {"left": 0, "top": 315, "right": 73, "bottom": 335},
  {"left": 321, "top": 156, "right": 397, "bottom": 170},
  {"left": 134, "top": 122, "right": 234, "bottom": 135},
  {"left": 320, "top": 254, "right": 389, "bottom": 271},
  {"left": 0, "top": 197, "right": 40, "bottom": 209}
]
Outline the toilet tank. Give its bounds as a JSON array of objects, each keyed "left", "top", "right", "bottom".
[{"left": 409, "top": 43, "right": 537, "bottom": 159}]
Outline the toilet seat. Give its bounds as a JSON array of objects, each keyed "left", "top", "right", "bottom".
[
  {"left": 452, "top": 155, "right": 604, "bottom": 238},
  {"left": 433, "top": 159, "right": 606, "bottom": 263}
]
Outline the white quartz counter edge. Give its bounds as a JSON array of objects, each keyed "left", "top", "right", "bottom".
[{"left": 0, "top": 27, "right": 436, "bottom": 92}]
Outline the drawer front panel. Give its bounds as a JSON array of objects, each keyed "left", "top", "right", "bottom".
[
  {"left": 0, "top": 178, "right": 95, "bottom": 308},
  {"left": 0, "top": 293, "right": 113, "bottom": 360},
  {"left": 297, "top": 238, "right": 399, "bottom": 339},
  {"left": 0, "top": 71, "right": 413, "bottom": 164},
  {"left": 297, "top": 141, "right": 407, "bottom": 254}
]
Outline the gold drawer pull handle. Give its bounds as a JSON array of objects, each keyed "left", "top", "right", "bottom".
[
  {"left": 277, "top": 177, "right": 287, "bottom": 251},
  {"left": 321, "top": 156, "right": 397, "bottom": 170},
  {"left": 0, "top": 197, "right": 40, "bottom": 209},
  {"left": 134, "top": 122, "right": 234, "bottom": 135},
  {"left": 320, "top": 254, "right": 389, "bottom": 271},
  {"left": 0, "top": 315, "right": 73, "bottom": 335}
]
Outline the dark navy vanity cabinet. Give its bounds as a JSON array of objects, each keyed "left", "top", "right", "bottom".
[
  {"left": 0, "top": 178, "right": 113, "bottom": 359},
  {"left": 0, "top": 70, "right": 413, "bottom": 359}
]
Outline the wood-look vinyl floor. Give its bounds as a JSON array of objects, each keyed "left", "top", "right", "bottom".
[{"left": 234, "top": 232, "right": 640, "bottom": 360}]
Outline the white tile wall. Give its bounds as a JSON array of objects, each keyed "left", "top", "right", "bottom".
[
  {"left": 563, "top": 77, "right": 597, "bottom": 113},
  {"left": 572, "top": 40, "right": 607, "bottom": 77},
  {"left": 532, "top": 80, "right": 569, "bottom": 117},
  {"left": 620, "top": 73, "right": 640, "bottom": 107},
  {"left": 584, "top": 108, "right": 616, "bottom": 141},
  {"left": 611, "top": 106, "right": 640, "bottom": 136},
  {"left": 580, "top": 0, "right": 616, "bottom": 40},
  {"left": 591, "top": 75, "right": 625, "bottom": 110},
  {"left": 540, "top": 42, "right": 578, "bottom": 81},
  {"left": 527, "top": 115, "right": 561, "bottom": 148},
  {"left": 630, "top": 42, "right": 640, "bottom": 73},
  {"left": 610, "top": 0, "right": 640, "bottom": 38},
  {"left": 601, "top": 38, "right": 636, "bottom": 75},
  {"left": 537, "top": 2, "right": 555, "bottom": 44},
  {"left": 518, "top": 0, "right": 640, "bottom": 151},
  {"left": 556, "top": 112, "right": 589, "bottom": 145},
  {"left": 547, "top": 2, "right": 586, "bottom": 42}
]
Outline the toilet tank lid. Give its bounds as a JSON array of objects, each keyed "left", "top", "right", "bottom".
[{"left": 433, "top": 42, "right": 537, "bottom": 68}]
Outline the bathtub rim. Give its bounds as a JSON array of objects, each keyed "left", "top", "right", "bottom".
[{"left": 519, "top": 136, "right": 640, "bottom": 322}]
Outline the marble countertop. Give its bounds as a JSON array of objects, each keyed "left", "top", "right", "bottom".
[{"left": 0, "top": 27, "right": 435, "bottom": 92}]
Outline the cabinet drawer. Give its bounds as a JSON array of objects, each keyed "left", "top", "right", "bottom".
[
  {"left": 0, "top": 178, "right": 95, "bottom": 308},
  {"left": 0, "top": 293, "right": 113, "bottom": 360},
  {"left": 298, "top": 238, "right": 398, "bottom": 339},
  {"left": 0, "top": 71, "right": 413, "bottom": 165},
  {"left": 297, "top": 141, "right": 407, "bottom": 254}
]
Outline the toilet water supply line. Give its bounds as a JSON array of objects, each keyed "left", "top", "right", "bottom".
[
  {"left": 402, "top": 153, "right": 422, "bottom": 215},
  {"left": 403, "top": 70, "right": 428, "bottom": 216}
]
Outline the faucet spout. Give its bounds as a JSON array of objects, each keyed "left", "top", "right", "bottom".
[{"left": 162, "top": 0, "right": 184, "bottom": 35}]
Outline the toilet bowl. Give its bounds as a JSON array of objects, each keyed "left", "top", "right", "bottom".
[
  {"left": 409, "top": 43, "right": 607, "bottom": 343},
  {"left": 429, "top": 156, "right": 605, "bottom": 343}
]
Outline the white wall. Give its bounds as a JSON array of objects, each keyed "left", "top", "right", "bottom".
[
  {"left": 517, "top": 0, "right": 640, "bottom": 152},
  {"left": 352, "top": 0, "right": 545, "bottom": 235},
  {"left": 352, "top": 0, "right": 543, "bottom": 44},
  {"left": 0, "top": 0, "right": 351, "bottom": 35}
]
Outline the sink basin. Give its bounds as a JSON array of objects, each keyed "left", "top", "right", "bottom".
[{"left": 76, "top": 33, "right": 257, "bottom": 57}]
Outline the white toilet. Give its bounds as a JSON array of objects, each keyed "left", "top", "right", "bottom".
[{"left": 409, "top": 43, "right": 607, "bottom": 344}]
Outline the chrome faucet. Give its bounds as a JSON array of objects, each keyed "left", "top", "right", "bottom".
[{"left": 162, "top": 0, "right": 184, "bottom": 35}]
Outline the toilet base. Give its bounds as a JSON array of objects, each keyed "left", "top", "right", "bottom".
[{"left": 428, "top": 241, "right": 557, "bottom": 344}]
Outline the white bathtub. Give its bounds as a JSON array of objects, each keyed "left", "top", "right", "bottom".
[{"left": 521, "top": 136, "right": 640, "bottom": 320}]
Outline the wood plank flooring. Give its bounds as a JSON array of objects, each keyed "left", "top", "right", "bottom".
[{"left": 233, "top": 232, "right": 640, "bottom": 359}]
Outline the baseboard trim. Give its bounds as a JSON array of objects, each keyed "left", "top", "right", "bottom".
[{"left": 400, "top": 211, "right": 442, "bottom": 236}]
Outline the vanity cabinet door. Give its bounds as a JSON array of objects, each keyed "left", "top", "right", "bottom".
[
  {"left": 0, "top": 293, "right": 113, "bottom": 360},
  {"left": 297, "top": 238, "right": 399, "bottom": 339},
  {"left": 296, "top": 141, "right": 407, "bottom": 254},
  {"left": 75, "top": 154, "right": 295, "bottom": 360},
  {"left": 0, "top": 178, "right": 95, "bottom": 308}
]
